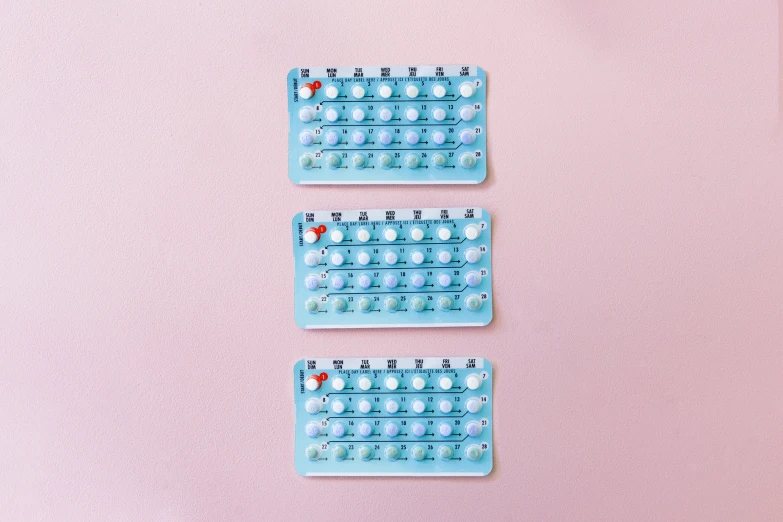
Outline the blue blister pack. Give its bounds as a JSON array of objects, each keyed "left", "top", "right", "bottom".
[
  {"left": 288, "top": 65, "right": 486, "bottom": 184},
  {"left": 292, "top": 207, "right": 493, "bottom": 329},
  {"left": 295, "top": 357, "right": 493, "bottom": 476}
]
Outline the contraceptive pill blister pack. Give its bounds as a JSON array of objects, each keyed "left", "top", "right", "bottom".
[
  {"left": 295, "top": 357, "right": 493, "bottom": 476},
  {"left": 292, "top": 208, "right": 492, "bottom": 328},
  {"left": 288, "top": 66, "right": 486, "bottom": 184}
]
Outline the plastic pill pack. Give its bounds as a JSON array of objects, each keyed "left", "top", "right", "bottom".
[
  {"left": 294, "top": 357, "right": 493, "bottom": 476},
  {"left": 288, "top": 65, "right": 487, "bottom": 184},
  {"left": 292, "top": 207, "right": 493, "bottom": 329}
]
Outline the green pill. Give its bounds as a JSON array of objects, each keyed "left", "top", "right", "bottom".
[
  {"left": 432, "top": 152, "right": 447, "bottom": 167},
  {"left": 306, "top": 445, "right": 319, "bottom": 460},
  {"left": 331, "top": 297, "right": 347, "bottom": 312},
  {"left": 352, "top": 153, "right": 366, "bottom": 168},
  {"left": 466, "top": 445, "right": 483, "bottom": 461},
  {"left": 465, "top": 295, "right": 482, "bottom": 311},
  {"left": 385, "top": 445, "right": 399, "bottom": 461},
  {"left": 459, "top": 153, "right": 476, "bottom": 168},
  {"left": 411, "top": 445, "right": 427, "bottom": 461},
  {"left": 410, "top": 296, "right": 425, "bottom": 312},
  {"left": 332, "top": 445, "right": 347, "bottom": 460},
  {"left": 305, "top": 298, "right": 319, "bottom": 313},
  {"left": 326, "top": 153, "right": 341, "bottom": 168},
  {"left": 379, "top": 153, "right": 393, "bottom": 168},
  {"left": 357, "top": 297, "right": 372, "bottom": 312},
  {"left": 299, "top": 154, "right": 313, "bottom": 168},
  {"left": 358, "top": 445, "right": 372, "bottom": 460},
  {"left": 405, "top": 153, "right": 420, "bottom": 169},
  {"left": 438, "top": 445, "right": 454, "bottom": 460},
  {"left": 438, "top": 296, "right": 453, "bottom": 311},
  {"left": 384, "top": 296, "right": 399, "bottom": 311}
]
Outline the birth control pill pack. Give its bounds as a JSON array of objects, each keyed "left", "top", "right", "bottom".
[
  {"left": 295, "top": 358, "right": 493, "bottom": 476},
  {"left": 292, "top": 207, "right": 492, "bottom": 329},
  {"left": 288, "top": 65, "right": 487, "bottom": 184}
]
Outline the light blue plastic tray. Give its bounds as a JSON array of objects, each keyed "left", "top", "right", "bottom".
[
  {"left": 294, "top": 358, "right": 493, "bottom": 476},
  {"left": 292, "top": 208, "right": 493, "bottom": 328},
  {"left": 288, "top": 65, "right": 487, "bottom": 184}
]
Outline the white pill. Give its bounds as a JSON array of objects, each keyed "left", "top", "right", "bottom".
[
  {"left": 304, "top": 251, "right": 321, "bottom": 267},
  {"left": 432, "top": 130, "right": 446, "bottom": 145},
  {"left": 439, "top": 376, "right": 453, "bottom": 390},
  {"left": 437, "top": 250, "right": 452, "bottom": 264},
  {"left": 384, "top": 251, "right": 398, "bottom": 265},
  {"left": 352, "top": 131, "right": 367, "bottom": 145},
  {"left": 325, "top": 107, "right": 340, "bottom": 122},
  {"left": 358, "top": 376, "right": 372, "bottom": 390},
  {"left": 438, "top": 273, "right": 452, "bottom": 287},
  {"left": 358, "top": 399, "right": 372, "bottom": 413},
  {"left": 385, "top": 400, "right": 399, "bottom": 413},
  {"left": 439, "top": 399, "right": 453, "bottom": 413},
  {"left": 305, "top": 376, "right": 321, "bottom": 391},
  {"left": 385, "top": 376, "right": 400, "bottom": 390},
  {"left": 410, "top": 227, "right": 425, "bottom": 241},
  {"left": 299, "top": 130, "right": 315, "bottom": 146},
  {"left": 332, "top": 400, "right": 346, "bottom": 414},
  {"left": 459, "top": 129, "right": 476, "bottom": 145},
  {"left": 438, "top": 423, "right": 453, "bottom": 436},
  {"left": 432, "top": 107, "right": 447, "bottom": 121},
  {"left": 357, "top": 229, "right": 371, "bottom": 242},
  {"left": 299, "top": 106, "right": 315, "bottom": 122},
  {"left": 466, "top": 397, "right": 482, "bottom": 413},
  {"left": 464, "top": 224, "right": 480, "bottom": 240},
  {"left": 432, "top": 84, "right": 447, "bottom": 98},
  {"left": 305, "top": 398, "right": 320, "bottom": 414},
  {"left": 299, "top": 85, "right": 314, "bottom": 99},
  {"left": 332, "top": 377, "right": 346, "bottom": 391},
  {"left": 412, "top": 399, "right": 426, "bottom": 414},
  {"left": 330, "top": 229, "right": 345, "bottom": 243},
  {"left": 410, "top": 251, "right": 425, "bottom": 264},
  {"left": 357, "top": 251, "right": 371, "bottom": 265},
  {"left": 378, "top": 84, "right": 393, "bottom": 98},
  {"left": 412, "top": 376, "right": 426, "bottom": 390},
  {"left": 304, "top": 230, "right": 319, "bottom": 244},
  {"left": 379, "top": 107, "right": 393, "bottom": 121},
  {"left": 352, "top": 84, "right": 366, "bottom": 98},
  {"left": 437, "top": 227, "right": 452, "bottom": 240},
  {"left": 466, "top": 374, "right": 482, "bottom": 391},
  {"left": 330, "top": 252, "right": 345, "bottom": 266},
  {"left": 384, "top": 228, "right": 398, "bottom": 241},
  {"left": 352, "top": 107, "right": 365, "bottom": 122},
  {"left": 459, "top": 105, "right": 476, "bottom": 121},
  {"left": 405, "top": 84, "right": 419, "bottom": 98},
  {"left": 405, "top": 107, "right": 419, "bottom": 122},
  {"left": 459, "top": 82, "right": 476, "bottom": 97},
  {"left": 325, "top": 85, "right": 340, "bottom": 99},
  {"left": 465, "top": 247, "right": 481, "bottom": 263}
]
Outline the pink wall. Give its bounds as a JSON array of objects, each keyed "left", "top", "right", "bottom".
[{"left": 2, "top": 1, "right": 782, "bottom": 520}]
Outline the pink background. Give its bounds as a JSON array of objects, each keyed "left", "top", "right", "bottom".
[{"left": 2, "top": 1, "right": 782, "bottom": 520}]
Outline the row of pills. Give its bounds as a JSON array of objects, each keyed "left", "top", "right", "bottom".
[
  {"left": 306, "top": 270, "right": 485, "bottom": 290},
  {"left": 306, "top": 396, "right": 484, "bottom": 416},
  {"left": 298, "top": 104, "right": 479, "bottom": 123},
  {"left": 304, "top": 223, "right": 482, "bottom": 244},
  {"left": 305, "top": 373, "right": 484, "bottom": 392},
  {"left": 300, "top": 151, "right": 478, "bottom": 170},
  {"left": 310, "top": 419, "right": 483, "bottom": 439},
  {"left": 303, "top": 247, "right": 483, "bottom": 267},
  {"left": 305, "top": 372, "right": 484, "bottom": 391},
  {"left": 299, "top": 81, "right": 478, "bottom": 101},
  {"left": 300, "top": 127, "right": 478, "bottom": 147},
  {"left": 305, "top": 443, "right": 486, "bottom": 462},
  {"left": 305, "top": 293, "right": 485, "bottom": 314}
]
